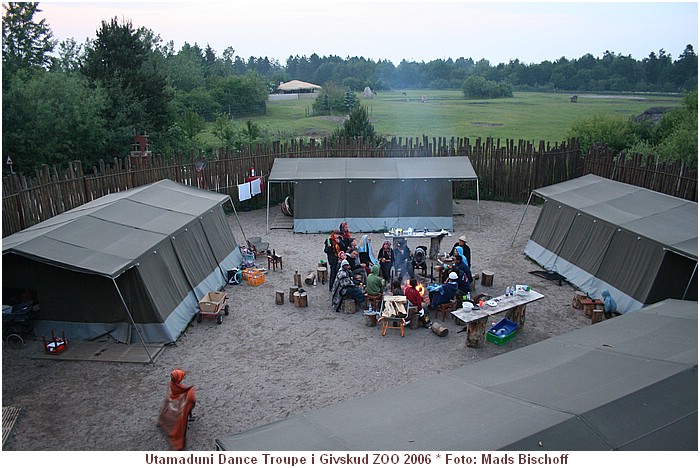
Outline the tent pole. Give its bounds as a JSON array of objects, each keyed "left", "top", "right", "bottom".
[
  {"left": 511, "top": 191, "right": 534, "bottom": 247},
  {"left": 266, "top": 179, "right": 271, "bottom": 233},
  {"left": 682, "top": 262, "right": 697, "bottom": 300},
  {"left": 111, "top": 277, "right": 155, "bottom": 365},
  {"left": 228, "top": 198, "right": 247, "bottom": 246},
  {"left": 476, "top": 179, "right": 481, "bottom": 230}
]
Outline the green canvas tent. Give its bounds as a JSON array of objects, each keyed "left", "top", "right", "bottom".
[
  {"left": 2, "top": 179, "right": 242, "bottom": 344},
  {"left": 523, "top": 175, "right": 697, "bottom": 313},
  {"left": 266, "top": 156, "right": 479, "bottom": 233}
]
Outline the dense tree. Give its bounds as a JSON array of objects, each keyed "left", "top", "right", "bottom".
[
  {"left": 81, "top": 17, "right": 173, "bottom": 155},
  {"left": 209, "top": 72, "right": 268, "bottom": 117},
  {"left": 653, "top": 89, "right": 697, "bottom": 165},
  {"left": 333, "top": 105, "right": 377, "bottom": 142},
  {"left": 2, "top": 2, "right": 55, "bottom": 79},
  {"left": 2, "top": 70, "right": 108, "bottom": 173}
]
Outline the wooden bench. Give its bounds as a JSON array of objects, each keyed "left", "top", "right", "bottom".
[{"left": 451, "top": 290, "right": 544, "bottom": 348}]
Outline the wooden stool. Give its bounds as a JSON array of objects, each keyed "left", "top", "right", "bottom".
[
  {"left": 407, "top": 304, "right": 420, "bottom": 330},
  {"left": 267, "top": 255, "right": 283, "bottom": 271},
  {"left": 436, "top": 300, "right": 456, "bottom": 321},
  {"left": 481, "top": 271, "right": 494, "bottom": 287},
  {"left": 294, "top": 291, "right": 308, "bottom": 307},
  {"left": 572, "top": 291, "right": 587, "bottom": 309},
  {"left": 289, "top": 286, "right": 298, "bottom": 303},
  {"left": 341, "top": 297, "right": 357, "bottom": 314},
  {"left": 317, "top": 267, "right": 328, "bottom": 285},
  {"left": 275, "top": 290, "right": 285, "bottom": 305},
  {"left": 591, "top": 306, "right": 604, "bottom": 324},
  {"left": 364, "top": 294, "right": 383, "bottom": 312}
]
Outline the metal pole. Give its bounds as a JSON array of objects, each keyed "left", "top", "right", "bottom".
[
  {"left": 511, "top": 191, "right": 534, "bottom": 247},
  {"left": 476, "top": 179, "right": 481, "bottom": 230},
  {"left": 266, "top": 179, "right": 271, "bottom": 233},
  {"left": 111, "top": 276, "right": 154, "bottom": 365},
  {"left": 229, "top": 198, "right": 247, "bottom": 246}
]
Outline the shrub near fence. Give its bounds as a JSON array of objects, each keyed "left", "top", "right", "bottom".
[{"left": 3, "top": 136, "right": 694, "bottom": 238}]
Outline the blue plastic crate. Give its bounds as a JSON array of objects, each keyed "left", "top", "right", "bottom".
[{"left": 486, "top": 317, "right": 518, "bottom": 346}]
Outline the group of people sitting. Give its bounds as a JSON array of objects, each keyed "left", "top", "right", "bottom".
[{"left": 325, "top": 222, "right": 475, "bottom": 327}]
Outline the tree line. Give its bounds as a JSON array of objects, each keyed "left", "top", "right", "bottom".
[{"left": 2, "top": 2, "right": 697, "bottom": 177}]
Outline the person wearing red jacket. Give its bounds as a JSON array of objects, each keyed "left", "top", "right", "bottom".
[{"left": 158, "top": 369, "right": 197, "bottom": 450}]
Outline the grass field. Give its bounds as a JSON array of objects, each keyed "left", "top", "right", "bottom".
[{"left": 205, "top": 90, "right": 682, "bottom": 145}]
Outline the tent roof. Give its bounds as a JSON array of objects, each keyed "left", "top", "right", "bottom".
[
  {"left": 533, "top": 174, "right": 697, "bottom": 260},
  {"left": 216, "top": 298, "right": 698, "bottom": 450},
  {"left": 277, "top": 80, "right": 322, "bottom": 91},
  {"left": 2, "top": 179, "right": 231, "bottom": 278},
  {"left": 268, "top": 157, "right": 478, "bottom": 181}
]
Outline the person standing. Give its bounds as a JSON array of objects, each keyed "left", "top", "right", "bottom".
[
  {"left": 393, "top": 240, "right": 414, "bottom": 280},
  {"left": 451, "top": 235, "right": 472, "bottom": 268},
  {"left": 324, "top": 230, "right": 343, "bottom": 291},
  {"left": 158, "top": 369, "right": 197, "bottom": 450},
  {"left": 377, "top": 240, "right": 395, "bottom": 282}
]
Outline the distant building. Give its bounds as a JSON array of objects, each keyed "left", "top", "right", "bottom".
[{"left": 277, "top": 80, "right": 322, "bottom": 94}]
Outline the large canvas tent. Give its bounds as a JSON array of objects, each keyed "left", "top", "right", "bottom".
[
  {"left": 2, "top": 179, "right": 243, "bottom": 345},
  {"left": 216, "top": 298, "right": 697, "bottom": 450},
  {"left": 523, "top": 174, "right": 697, "bottom": 313},
  {"left": 266, "top": 157, "right": 479, "bottom": 233}
]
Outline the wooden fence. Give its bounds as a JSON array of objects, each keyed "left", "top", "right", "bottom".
[
  {"left": 3, "top": 136, "right": 694, "bottom": 237},
  {"left": 581, "top": 145, "right": 697, "bottom": 202}
]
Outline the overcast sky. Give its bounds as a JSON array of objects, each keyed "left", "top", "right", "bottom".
[{"left": 35, "top": 1, "right": 698, "bottom": 65}]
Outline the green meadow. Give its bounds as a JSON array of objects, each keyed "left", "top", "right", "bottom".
[{"left": 207, "top": 90, "right": 682, "bottom": 145}]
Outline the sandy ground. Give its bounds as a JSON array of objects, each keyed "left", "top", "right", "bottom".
[{"left": 2, "top": 199, "right": 592, "bottom": 452}]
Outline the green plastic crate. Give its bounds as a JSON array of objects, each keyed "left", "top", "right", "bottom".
[{"left": 486, "top": 318, "right": 518, "bottom": 346}]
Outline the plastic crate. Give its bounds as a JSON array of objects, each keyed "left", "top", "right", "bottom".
[
  {"left": 199, "top": 291, "right": 226, "bottom": 312},
  {"left": 247, "top": 272, "right": 265, "bottom": 286},
  {"left": 486, "top": 317, "right": 518, "bottom": 346}
]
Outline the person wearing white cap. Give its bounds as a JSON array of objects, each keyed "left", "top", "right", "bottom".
[
  {"left": 451, "top": 235, "right": 472, "bottom": 268},
  {"left": 330, "top": 258, "right": 366, "bottom": 313},
  {"left": 422, "top": 270, "right": 459, "bottom": 326}
]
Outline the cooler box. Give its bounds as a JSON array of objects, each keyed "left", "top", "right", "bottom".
[{"left": 486, "top": 317, "right": 518, "bottom": 346}]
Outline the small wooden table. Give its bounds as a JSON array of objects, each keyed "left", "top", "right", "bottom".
[{"left": 451, "top": 289, "right": 544, "bottom": 348}]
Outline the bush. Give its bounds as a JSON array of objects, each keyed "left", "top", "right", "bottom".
[{"left": 462, "top": 76, "right": 513, "bottom": 99}]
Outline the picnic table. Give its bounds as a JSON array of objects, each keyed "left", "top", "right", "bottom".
[{"left": 451, "top": 289, "right": 544, "bottom": 348}]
